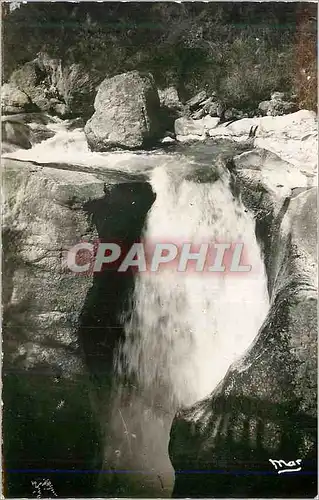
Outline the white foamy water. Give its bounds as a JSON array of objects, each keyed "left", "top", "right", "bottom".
[
  {"left": 6, "top": 117, "right": 269, "bottom": 407},
  {"left": 117, "top": 158, "right": 269, "bottom": 407},
  {"left": 4, "top": 119, "right": 171, "bottom": 175}
]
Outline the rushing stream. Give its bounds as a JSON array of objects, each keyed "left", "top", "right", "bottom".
[
  {"left": 6, "top": 117, "right": 270, "bottom": 496},
  {"left": 117, "top": 158, "right": 269, "bottom": 408}
]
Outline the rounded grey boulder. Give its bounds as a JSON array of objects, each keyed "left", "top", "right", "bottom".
[
  {"left": 84, "top": 71, "right": 162, "bottom": 151},
  {"left": 1, "top": 83, "right": 31, "bottom": 115}
]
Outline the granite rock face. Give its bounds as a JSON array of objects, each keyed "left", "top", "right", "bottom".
[
  {"left": 9, "top": 54, "right": 100, "bottom": 118},
  {"left": 208, "top": 110, "right": 318, "bottom": 177},
  {"left": 9, "top": 58, "right": 53, "bottom": 113},
  {"left": 169, "top": 150, "right": 317, "bottom": 497},
  {"left": 2, "top": 159, "right": 106, "bottom": 497},
  {"left": 2, "top": 106, "right": 317, "bottom": 499}
]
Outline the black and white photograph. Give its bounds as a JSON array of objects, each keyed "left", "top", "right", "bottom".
[{"left": 1, "top": 1, "right": 318, "bottom": 498}]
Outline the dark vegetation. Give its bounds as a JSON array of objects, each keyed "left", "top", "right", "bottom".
[{"left": 2, "top": 2, "right": 317, "bottom": 112}]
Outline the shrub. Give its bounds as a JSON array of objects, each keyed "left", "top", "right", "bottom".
[
  {"left": 293, "top": 5, "right": 317, "bottom": 111},
  {"left": 217, "top": 36, "right": 294, "bottom": 111}
]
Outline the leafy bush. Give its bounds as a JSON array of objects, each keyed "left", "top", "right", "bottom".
[{"left": 217, "top": 37, "right": 294, "bottom": 110}]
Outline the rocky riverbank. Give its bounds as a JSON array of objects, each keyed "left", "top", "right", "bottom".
[{"left": 3, "top": 65, "right": 317, "bottom": 164}]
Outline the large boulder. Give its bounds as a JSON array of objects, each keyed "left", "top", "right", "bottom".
[
  {"left": 2, "top": 116, "right": 32, "bottom": 152},
  {"left": 158, "top": 86, "right": 185, "bottom": 134},
  {"left": 2, "top": 113, "right": 58, "bottom": 147},
  {"left": 84, "top": 71, "right": 162, "bottom": 151},
  {"left": 255, "top": 110, "right": 318, "bottom": 172},
  {"left": 169, "top": 147, "right": 317, "bottom": 497},
  {"left": 258, "top": 99, "right": 298, "bottom": 117},
  {"left": 1, "top": 83, "right": 32, "bottom": 114},
  {"left": 175, "top": 117, "right": 206, "bottom": 137},
  {"left": 2, "top": 158, "right": 108, "bottom": 497}
]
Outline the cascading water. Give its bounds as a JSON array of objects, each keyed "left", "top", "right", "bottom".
[
  {"left": 117, "top": 157, "right": 270, "bottom": 408},
  {"left": 6, "top": 117, "right": 270, "bottom": 495},
  {"left": 4, "top": 118, "right": 172, "bottom": 174}
]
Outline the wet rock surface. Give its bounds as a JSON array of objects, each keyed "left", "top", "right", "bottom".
[{"left": 169, "top": 149, "right": 317, "bottom": 497}]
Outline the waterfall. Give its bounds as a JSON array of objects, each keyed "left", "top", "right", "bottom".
[
  {"left": 5, "top": 122, "right": 271, "bottom": 494},
  {"left": 117, "top": 157, "right": 270, "bottom": 408}
]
